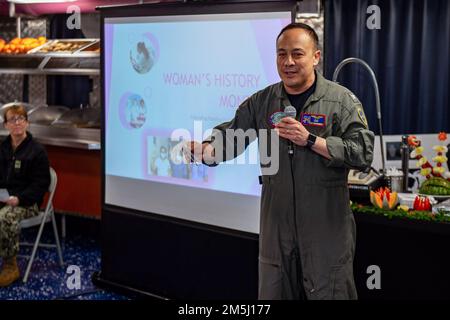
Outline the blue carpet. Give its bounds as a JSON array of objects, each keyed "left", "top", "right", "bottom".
[{"left": 0, "top": 225, "right": 129, "bottom": 300}]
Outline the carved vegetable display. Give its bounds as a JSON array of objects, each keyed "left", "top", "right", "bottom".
[
  {"left": 370, "top": 187, "right": 399, "bottom": 210},
  {"left": 413, "top": 196, "right": 432, "bottom": 211}
]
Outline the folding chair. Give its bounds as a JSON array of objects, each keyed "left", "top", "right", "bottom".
[{"left": 19, "top": 167, "right": 64, "bottom": 283}]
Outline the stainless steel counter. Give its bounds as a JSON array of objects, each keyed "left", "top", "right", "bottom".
[{"left": 0, "top": 124, "right": 100, "bottom": 150}]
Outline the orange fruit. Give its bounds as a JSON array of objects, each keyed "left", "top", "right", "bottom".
[{"left": 10, "top": 37, "right": 21, "bottom": 45}]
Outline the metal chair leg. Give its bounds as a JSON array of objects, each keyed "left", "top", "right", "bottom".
[
  {"left": 61, "top": 214, "right": 66, "bottom": 241},
  {"left": 22, "top": 211, "right": 48, "bottom": 283},
  {"left": 51, "top": 209, "right": 64, "bottom": 266}
]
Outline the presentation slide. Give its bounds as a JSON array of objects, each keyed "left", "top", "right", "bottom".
[{"left": 104, "top": 11, "right": 291, "bottom": 233}]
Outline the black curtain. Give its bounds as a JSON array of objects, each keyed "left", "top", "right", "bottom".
[
  {"left": 46, "top": 14, "right": 91, "bottom": 109},
  {"left": 324, "top": 0, "right": 450, "bottom": 135}
]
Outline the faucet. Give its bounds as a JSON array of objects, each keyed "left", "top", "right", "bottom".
[
  {"left": 332, "top": 57, "right": 386, "bottom": 176},
  {"left": 400, "top": 135, "right": 410, "bottom": 192}
]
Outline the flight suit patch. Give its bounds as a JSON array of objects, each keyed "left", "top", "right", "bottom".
[
  {"left": 300, "top": 113, "right": 326, "bottom": 127},
  {"left": 357, "top": 108, "right": 368, "bottom": 128},
  {"left": 268, "top": 110, "right": 285, "bottom": 127}
]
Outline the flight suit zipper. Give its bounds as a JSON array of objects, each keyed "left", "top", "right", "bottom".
[{"left": 289, "top": 145, "right": 309, "bottom": 299}]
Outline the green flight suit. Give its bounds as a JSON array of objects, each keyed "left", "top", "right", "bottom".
[{"left": 205, "top": 72, "right": 374, "bottom": 300}]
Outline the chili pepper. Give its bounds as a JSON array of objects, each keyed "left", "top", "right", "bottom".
[{"left": 413, "top": 195, "right": 431, "bottom": 211}]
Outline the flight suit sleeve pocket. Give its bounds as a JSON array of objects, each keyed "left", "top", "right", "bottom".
[{"left": 325, "top": 136, "right": 345, "bottom": 167}]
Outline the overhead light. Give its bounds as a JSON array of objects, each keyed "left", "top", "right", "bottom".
[
  {"left": 8, "top": 0, "right": 77, "bottom": 4},
  {"left": 296, "top": 0, "right": 321, "bottom": 19}
]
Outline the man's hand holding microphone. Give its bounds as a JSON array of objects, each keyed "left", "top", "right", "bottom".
[
  {"left": 274, "top": 106, "right": 331, "bottom": 160},
  {"left": 181, "top": 141, "right": 215, "bottom": 165},
  {"left": 275, "top": 116, "right": 311, "bottom": 147},
  {"left": 274, "top": 106, "right": 310, "bottom": 148}
]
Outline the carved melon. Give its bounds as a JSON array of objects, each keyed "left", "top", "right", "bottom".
[{"left": 370, "top": 188, "right": 398, "bottom": 210}]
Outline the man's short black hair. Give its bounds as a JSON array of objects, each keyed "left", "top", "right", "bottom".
[{"left": 276, "top": 22, "right": 319, "bottom": 50}]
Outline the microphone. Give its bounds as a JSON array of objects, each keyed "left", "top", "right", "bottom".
[
  {"left": 284, "top": 105, "right": 296, "bottom": 155},
  {"left": 284, "top": 105, "right": 297, "bottom": 118}
]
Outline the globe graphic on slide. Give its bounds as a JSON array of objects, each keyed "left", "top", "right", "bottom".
[
  {"left": 129, "top": 33, "right": 159, "bottom": 74},
  {"left": 118, "top": 92, "right": 148, "bottom": 129}
]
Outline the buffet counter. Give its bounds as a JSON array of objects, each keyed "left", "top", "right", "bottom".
[
  {"left": 45, "top": 144, "right": 101, "bottom": 219},
  {"left": 0, "top": 124, "right": 100, "bottom": 150},
  {"left": 0, "top": 35, "right": 102, "bottom": 219},
  {"left": 0, "top": 125, "right": 101, "bottom": 218},
  {"left": 352, "top": 203, "right": 450, "bottom": 299}
]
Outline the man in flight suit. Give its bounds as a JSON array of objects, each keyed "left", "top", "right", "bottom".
[{"left": 187, "top": 23, "right": 374, "bottom": 300}]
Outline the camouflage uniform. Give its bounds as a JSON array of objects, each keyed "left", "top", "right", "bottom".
[
  {"left": 0, "top": 204, "right": 39, "bottom": 258},
  {"left": 0, "top": 131, "right": 50, "bottom": 260}
]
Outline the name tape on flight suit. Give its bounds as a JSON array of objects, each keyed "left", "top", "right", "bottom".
[{"left": 300, "top": 113, "right": 326, "bottom": 127}]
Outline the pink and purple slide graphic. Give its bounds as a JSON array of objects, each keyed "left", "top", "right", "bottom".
[
  {"left": 104, "top": 12, "right": 290, "bottom": 197},
  {"left": 118, "top": 92, "right": 147, "bottom": 129}
]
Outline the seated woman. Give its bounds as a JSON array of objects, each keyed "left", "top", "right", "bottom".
[{"left": 0, "top": 104, "right": 50, "bottom": 287}]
